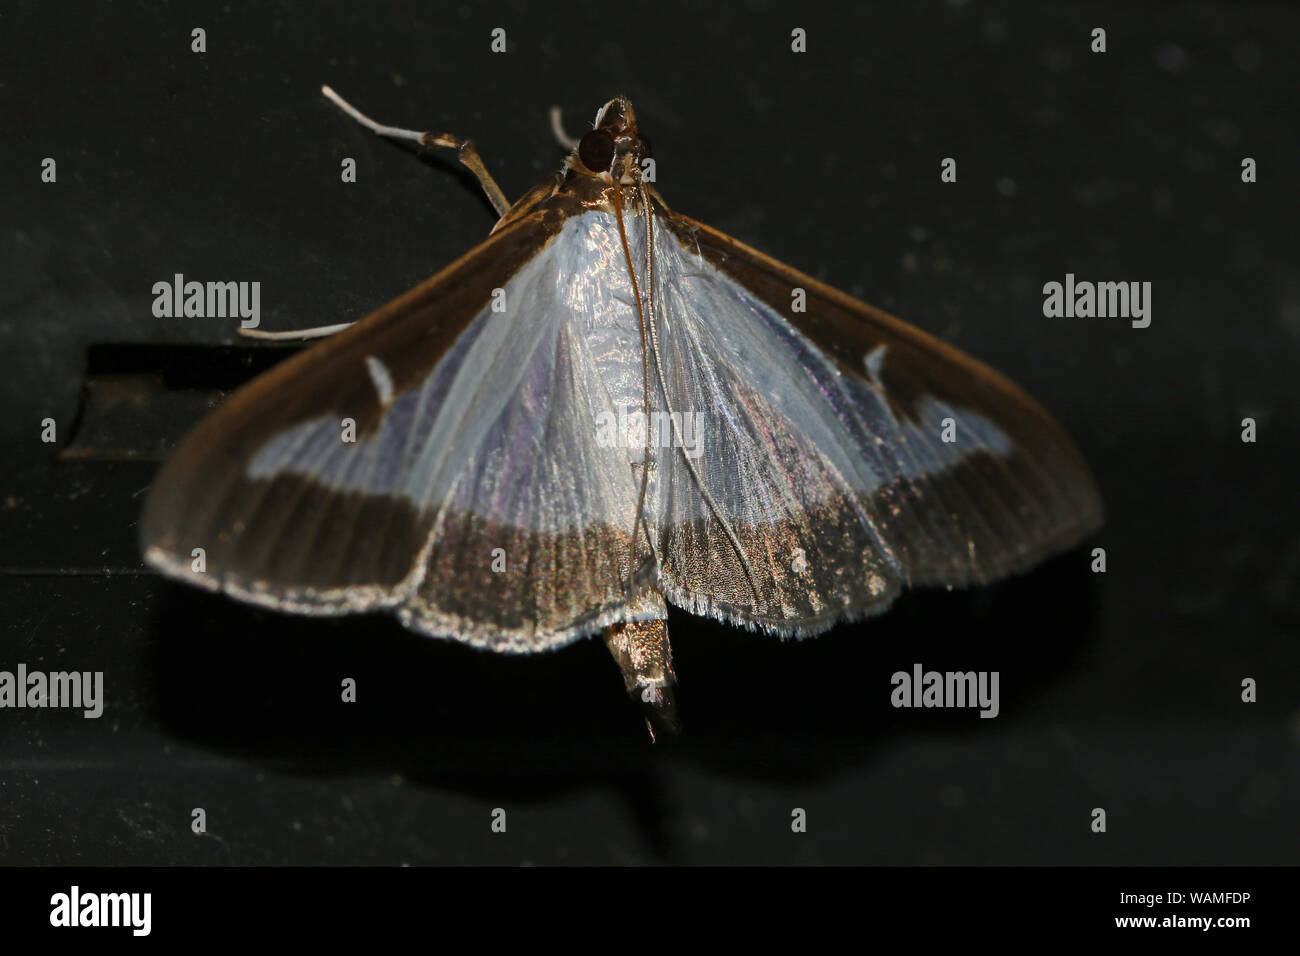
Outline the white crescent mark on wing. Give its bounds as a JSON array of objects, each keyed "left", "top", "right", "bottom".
[{"left": 365, "top": 355, "right": 395, "bottom": 408}]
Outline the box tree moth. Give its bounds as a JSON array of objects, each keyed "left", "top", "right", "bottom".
[{"left": 141, "top": 89, "right": 1103, "bottom": 737}]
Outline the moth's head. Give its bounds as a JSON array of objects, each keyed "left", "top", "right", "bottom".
[{"left": 569, "top": 96, "right": 652, "bottom": 185}]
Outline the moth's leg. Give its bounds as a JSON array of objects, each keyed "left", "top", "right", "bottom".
[
  {"left": 239, "top": 322, "right": 354, "bottom": 341},
  {"left": 603, "top": 619, "right": 679, "bottom": 740},
  {"left": 321, "top": 85, "right": 510, "bottom": 217},
  {"left": 548, "top": 106, "right": 580, "bottom": 151}
]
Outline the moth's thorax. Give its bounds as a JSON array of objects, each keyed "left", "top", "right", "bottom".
[
  {"left": 491, "top": 169, "right": 665, "bottom": 236},
  {"left": 560, "top": 175, "right": 661, "bottom": 212}
]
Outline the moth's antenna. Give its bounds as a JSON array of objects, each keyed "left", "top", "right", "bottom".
[
  {"left": 549, "top": 106, "right": 580, "bottom": 151},
  {"left": 321, "top": 85, "right": 511, "bottom": 217},
  {"left": 612, "top": 186, "right": 659, "bottom": 581},
  {"left": 628, "top": 181, "right": 657, "bottom": 573}
]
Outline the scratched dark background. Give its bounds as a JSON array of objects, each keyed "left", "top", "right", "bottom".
[{"left": 1, "top": 0, "right": 1297, "bottom": 866}]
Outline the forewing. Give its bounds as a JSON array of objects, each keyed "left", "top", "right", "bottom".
[
  {"left": 141, "top": 206, "right": 663, "bottom": 650},
  {"left": 648, "top": 211, "right": 1103, "bottom": 634}
]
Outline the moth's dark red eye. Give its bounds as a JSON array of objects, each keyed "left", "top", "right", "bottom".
[
  {"left": 578, "top": 129, "right": 616, "bottom": 172},
  {"left": 638, "top": 135, "right": 652, "bottom": 160}
]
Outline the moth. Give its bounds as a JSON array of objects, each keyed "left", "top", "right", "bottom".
[{"left": 141, "top": 89, "right": 1103, "bottom": 736}]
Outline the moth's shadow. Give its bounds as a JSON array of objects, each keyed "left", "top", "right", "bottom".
[{"left": 144, "top": 551, "right": 1097, "bottom": 860}]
